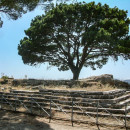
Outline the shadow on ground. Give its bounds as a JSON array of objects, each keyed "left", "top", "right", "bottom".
[{"left": 0, "top": 110, "right": 54, "bottom": 130}]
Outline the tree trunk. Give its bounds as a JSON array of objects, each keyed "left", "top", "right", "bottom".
[{"left": 72, "top": 68, "right": 80, "bottom": 80}]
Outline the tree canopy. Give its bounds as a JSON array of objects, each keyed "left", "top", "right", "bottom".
[
  {"left": 18, "top": 2, "right": 130, "bottom": 80},
  {"left": 0, "top": 0, "right": 56, "bottom": 28}
]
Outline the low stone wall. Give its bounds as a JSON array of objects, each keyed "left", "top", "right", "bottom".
[
  {"left": 12, "top": 79, "right": 80, "bottom": 87},
  {"left": 11, "top": 76, "right": 130, "bottom": 89}
]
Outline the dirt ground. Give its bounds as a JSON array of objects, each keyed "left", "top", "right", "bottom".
[{"left": 0, "top": 110, "right": 127, "bottom": 130}]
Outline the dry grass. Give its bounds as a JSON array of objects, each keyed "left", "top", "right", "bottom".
[
  {"left": 0, "top": 84, "right": 118, "bottom": 93},
  {"left": 42, "top": 84, "right": 117, "bottom": 92},
  {"left": 0, "top": 85, "right": 39, "bottom": 92},
  {"left": 0, "top": 80, "right": 123, "bottom": 93}
]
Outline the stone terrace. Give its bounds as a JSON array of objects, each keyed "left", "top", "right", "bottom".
[{"left": 0, "top": 89, "right": 130, "bottom": 119}]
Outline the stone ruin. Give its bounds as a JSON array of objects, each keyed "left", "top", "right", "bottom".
[
  {"left": 80, "top": 74, "right": 114, "bottom": 84},
  {"left": 9, "top": 74, "right": 130, "bottom": 89}
]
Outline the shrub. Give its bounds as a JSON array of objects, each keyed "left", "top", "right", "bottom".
[{"left": 1, "top": 76, "right": 9, "bottom": 80}]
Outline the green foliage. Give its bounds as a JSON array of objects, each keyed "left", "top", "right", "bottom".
[
  {"left": 0, "top": 0, "right": 57, "bottom": 28},
  {"left": 1, "top": 75, "right": 9, "bottom": 80},
  {"left": 18, "top": 2, "right": 130, "bottom": 80}
]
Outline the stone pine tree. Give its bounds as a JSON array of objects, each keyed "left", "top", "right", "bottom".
[{"left": 18, "top": 2, "right": 130, "bottom": 80}]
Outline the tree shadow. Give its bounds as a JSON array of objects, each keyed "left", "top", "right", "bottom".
[{"left": 0, "top": 110, "right": 54, "bottom": 130}]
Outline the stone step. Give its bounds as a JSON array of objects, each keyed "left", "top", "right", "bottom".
[
  {"left": 111, "top": 94, "right": 130, "bottom": 109},
  {"left": 1, "top": 89, "right": 129, "bottom": 109},
  {"left": 1, "top": 93, "right": 129, "bottom": 110},
  {"left": 118, "top": 99, "right": 130, "bottom": 107},
  {"left": 42, "top": 102, "right": 130, "bottom": 114},
  {"left": 8, "top": 89, "right": 128, "bottom": 100},
  {"left": 54, "top": 105, "right": 129, "bottom": 114},
  {"left": 39, "top": 89, "right": 126, "bottom": 96},
  {"left": 11, "top": 89, "right": 126, "bottom": 96},
  {"left": 1, "top": 95, "right": 128, "bottom": 112},
  {"left": 114, "top": 94, "right": 130, "bottom": 103},
  {"left": 0, "top": 94, "right": 117, "bottom": 104},
  {"left": 40, "top": 92, "right": 125, "bottom": 99},
  {"left": 0, "top": 92, "right": 116, "bottom": 99},
  {"left": 0, "top": 97, "right": 116, "bottom": 110},
  {"left": 9, "top": 90, "right": 39, "bottom": 94},
  {"left": 31, "top": 105, "right": 130, "bottom": 119},
  {"left": 44, "top": 103, "right": 129, "bottom": 114},
  {"left": 1, "top": 91, "right": 129, "bottom": 102},
  {"left": 1, "top": 99, "right": 129, "bottom": 116},
  {"left": 4, "top": 91, "right": 130, "bottom": 101},
  {"left": 39, "top": 89, "right": 126, "bottom": 94},
  {"left": 0, "top": 92, "right": 114, "bottom": 100},
  {"left": 0, "top": 92, "right": 44, "bottom": 98}
]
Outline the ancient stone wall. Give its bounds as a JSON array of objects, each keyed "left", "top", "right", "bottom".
[
  {"left": 10, "top": 74, "right": 130, "bottom": 89},
  {"left": 12, "top": 79, "right": 80, "bottom": 87}
]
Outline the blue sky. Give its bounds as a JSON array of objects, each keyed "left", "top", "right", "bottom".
[{"left": 0, "top": 0, "right": 130, "bottom": 80}]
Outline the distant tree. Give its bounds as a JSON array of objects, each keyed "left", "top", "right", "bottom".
[
  {"left": 25, "top": 75, "right": 27, "bottom": 79},
  {"left": 0, "top": 0, "right": 68, "bottom": 27},
  {"left": 18, "top": 2, "right": 130, "bottom": 80},
  {"left": 1, "top": 75, "right": 9, "bottom": 80}
]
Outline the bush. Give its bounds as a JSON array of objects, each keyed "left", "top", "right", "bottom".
[{"left": 1, "top": 76, "right": 9, "bottom": 80}]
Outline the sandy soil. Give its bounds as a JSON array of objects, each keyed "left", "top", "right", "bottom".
[{"left": 0, "top": 110, "right": 127, "bottom": 130}]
